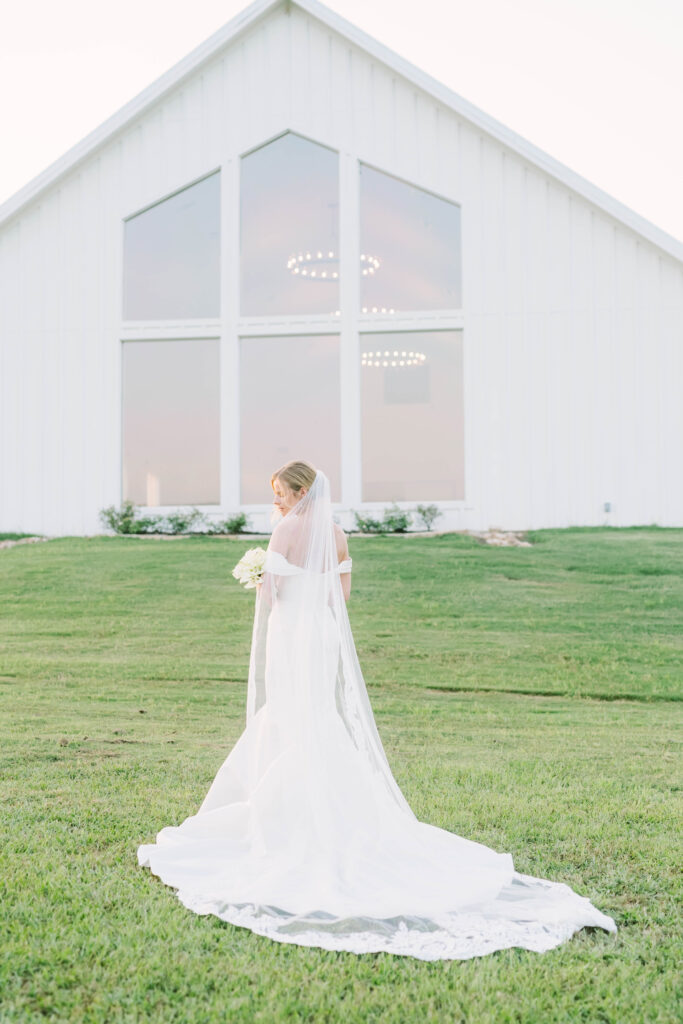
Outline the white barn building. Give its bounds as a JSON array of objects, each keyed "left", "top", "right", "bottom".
[{"left": 1, "top": 0, "right": 682, "bottom": 536}]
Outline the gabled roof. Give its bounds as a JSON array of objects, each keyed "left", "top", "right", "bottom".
[{"left": 1, "top": 0, "right": 681, "bottom": 262}]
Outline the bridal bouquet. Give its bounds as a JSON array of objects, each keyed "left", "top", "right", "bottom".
[{"left": 232, "top": 546, "right": 267, "bottom": 589}]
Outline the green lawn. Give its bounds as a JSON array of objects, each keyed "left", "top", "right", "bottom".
[{"left": 1, "top": 527, "right": 681, "bottom": 1023}]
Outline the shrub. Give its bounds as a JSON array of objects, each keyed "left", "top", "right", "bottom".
[
  {"left": 210, "top": 512, "right": 250, "bottom": 535},
  {"left": 352, "top": 511, "right": 390, "bottom": 534},
  {"left": 163, "top": 508, "right": 206, "bottom": 534},
  {"left": 415, "top": 504, "right": 442, "bottom": 531},
  {"left": 100, "top": 503, "right": 252, "bottom": 536},
  {"left": 382, "top": 503, "right": 412, "bottom": 533},
  {"left": 352, "top": 505, "right": 412, "bottom": 534},
  {"left": 99, "top": 500, "right": 162, "bottom": 535}
]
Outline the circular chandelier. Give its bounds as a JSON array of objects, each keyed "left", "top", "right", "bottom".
[
  {"left": 361, "top": 349, "right": 427, "bottom": 368},
  {"left": 286, "top": 250, "right": 381, "bottom": 280}
]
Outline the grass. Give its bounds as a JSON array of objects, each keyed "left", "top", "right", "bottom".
[{"left": 1, "top": 527, "right": 681, "bottom": 1023}]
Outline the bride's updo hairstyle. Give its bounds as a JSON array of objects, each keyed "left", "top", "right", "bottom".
[{"left": 271, "top": 460, "right": 317, "bottom": 497}]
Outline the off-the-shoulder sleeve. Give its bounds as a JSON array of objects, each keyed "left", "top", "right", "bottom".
[
  {"left": 264, "top": 550, "right": 301, "bottom": 575},
  {"left": 264, "top": 550, "right": 305, "bottom": 575},
  {"left": 265, "top": 550, "right": 351, "bottom": 575}
]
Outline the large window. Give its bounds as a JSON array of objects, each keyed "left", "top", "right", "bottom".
[
  {"left": 120, "top": 135, "right": 466, "bottom": 512},
  {"left": 122, "top": 339, "right": 220, "bottom": 505},
  {"left": 360, "top": 331, "right": 464, "bottom": 501},
  {"left": 123, "top": 171, "right": 220, "bottom": 320},
  {"left": 241, "top": 133, "right": 339, "bottom": 316},
  {"left": 359, "top": 164, "right": 461, "bottom": 312},
  {"left": 239, "top": 335, "right": 341, "bottom": 503}
]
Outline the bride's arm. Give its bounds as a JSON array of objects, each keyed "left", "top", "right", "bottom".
[
  {"left": 338, "top": 562, "right": 351, "bottom": 602},
  {"left": 255, "top": 574, "right": 272, "bottom": 607},
  {"left": 335, "top": 525, "right": 351, "bottom": 602}
]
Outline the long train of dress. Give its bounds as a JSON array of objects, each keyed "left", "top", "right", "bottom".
[{"left": 138, "top": 554, "right": 617, "bottom": 961}]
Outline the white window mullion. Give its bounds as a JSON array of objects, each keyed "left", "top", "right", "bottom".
[
  {"left": 222, "top": 155, "right": 240, "bottom": 511},
  {"left": 237, "top": 315, "right": 341, "bottom": 336},
  {"left": 358, "top": 310, "right": 464, "bottom": 333},
  {"left": 340, "top": 150, "right": 362, "bottom": 511},
  {"left": 120, "top": 320, "right": 221, "bottom": 341}
]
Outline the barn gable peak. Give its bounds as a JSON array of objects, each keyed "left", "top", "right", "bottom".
[{"left": 0, "top": 0, "right": 680, "bottom": 262}]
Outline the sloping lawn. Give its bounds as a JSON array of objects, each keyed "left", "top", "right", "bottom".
[{"left": 1, "top": 527, "right": 681, "bottom": 1023}]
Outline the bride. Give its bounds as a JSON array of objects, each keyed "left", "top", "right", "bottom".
[{"left": 138, "top": 460, "right": 617, "bottom": 961}]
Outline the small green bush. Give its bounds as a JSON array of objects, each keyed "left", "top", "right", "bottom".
[
  {"left": 382, "top": 503, "right": 412, "bottom": 533},
  {"left": 99, "top": 500, "right": 161, "bottom": 535},
  {"left": 352, "top": 505, "right": 412, "bottom": 533},
  {"left": 210, "top": 512, "right": 250, "bottom": 535},
  {"left": 352, "top": 511, "right": 390, "bottom": 534},
  {"left": 100, "top": 503, "right": 252, "bottom": 536},
  {"left": 163, "top": 508, "right": 206, "bottom": 534},
  {"left": 415, "top": 503, "right": 441, "bottom": 531}
]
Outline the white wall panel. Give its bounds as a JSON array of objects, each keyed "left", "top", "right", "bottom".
[
  {"left": 368, "top": 64, "right": 394, "bottom": 166},
  {"left": 659, "top": 259, "right": 683, "bottom": 525},
  {"left": 415, "top": 93, "right": 438, "bottom": 187},
  {"left": 0, "top": 222, "right": 22, "bottom": 527},
  {"left": 524, "top": 167, "right": 548, "bottom": 316},
  {"left": 434, "top": 109, "right": 460, "bottom": 202},
  {"left": 501, "top": 153, "right": 524, "bottom": 316},
  {"left": 499, "top": 311, "right": 529, "bottom": 527},
  {"left": 480, "top": 138, "right": 505, "bottom": 317},
  {"left": 546, "top": 181, "right": 571, "bottom": 313},
  {"left": 459, "top": 124, "right": 483, "bottom": 317}
]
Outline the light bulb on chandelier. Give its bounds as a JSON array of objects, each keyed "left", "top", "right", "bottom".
[
  {"left": 361, "top": 349, "right": 427, "bottom": 368},
  {"left": 287, "top": 249, "right": 400, "bottom": 318},
  {"left": 286, "top": 250, "right": 381, "bottom": 280}
]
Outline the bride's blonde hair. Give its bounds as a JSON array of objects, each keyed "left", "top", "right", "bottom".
[{"left": 271, "top": 459, "right": 317, "bottom": 496}]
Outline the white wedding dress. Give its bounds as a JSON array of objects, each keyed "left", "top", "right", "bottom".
[{"left": 138, "top": 470, "right": 617, "bottom": 961}]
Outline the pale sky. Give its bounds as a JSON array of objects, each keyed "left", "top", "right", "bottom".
[{"left": 1, "top": 0, "right": 681, "bottom": 243}]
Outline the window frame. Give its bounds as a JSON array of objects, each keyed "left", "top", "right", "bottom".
[
  {"left": 119, "top": 135, "right": 469, "bottom": 517},
  {"left": 120, "top": 334, "right": 222, "bottom": 510},
  {"left": 121, "top": 168, "right": 222, "bottom": 323}
]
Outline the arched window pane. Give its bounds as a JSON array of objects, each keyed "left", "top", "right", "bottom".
[
  {"left": 241, "top": 133, "right": 339, "bottom": 316},
  {"left": 122, "top": 339, "right": 220, "bottom": 505},
  {"left": 240, "top": 335, "right": 341, "bottom": 502},
  {"left": 360, "top": 165, "right": 461, "bottom": 312},
  {"left": 123, "top": 172, "right": 220, "bottom": 320},
  {"left": 361, "top": 331, "right": 464, "bottom": 500}
]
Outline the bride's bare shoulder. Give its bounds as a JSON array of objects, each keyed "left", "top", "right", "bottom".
[{"left": 270, "top": 516, "right": 295, "bottom": 553}]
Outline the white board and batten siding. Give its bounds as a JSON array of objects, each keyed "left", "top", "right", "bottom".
[{"left": 0, "top": 0, "right": 681, "bottom": 536}]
